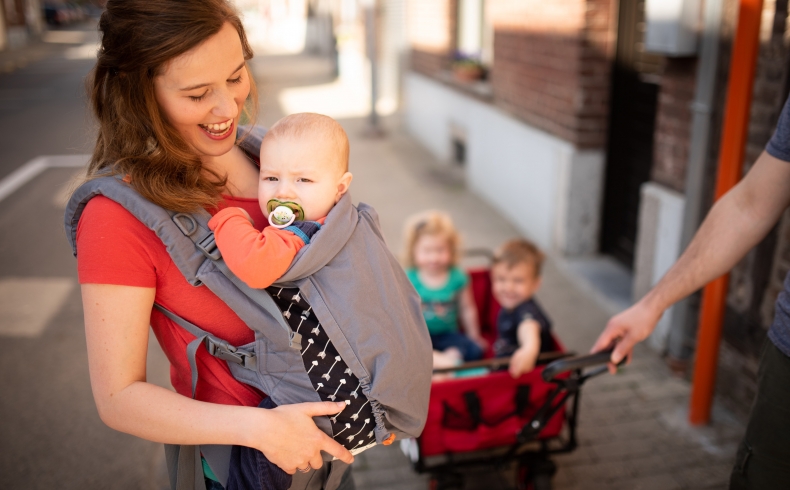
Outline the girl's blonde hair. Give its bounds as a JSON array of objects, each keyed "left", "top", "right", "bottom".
[{"left": 402, "top": 210, "right": 462, "bottom": 268}]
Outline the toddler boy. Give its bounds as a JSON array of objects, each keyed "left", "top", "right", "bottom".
[{"left": 491, "top": 239, "right": 554, "bottom": 378}]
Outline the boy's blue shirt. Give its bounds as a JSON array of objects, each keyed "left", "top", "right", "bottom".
[{"left": 494, "top": 298, "right": 554, "bottom": 357}]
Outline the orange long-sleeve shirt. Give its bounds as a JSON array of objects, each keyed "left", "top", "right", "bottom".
[{"left": 208, "top": 207, "right": 309, "bottom": 289}]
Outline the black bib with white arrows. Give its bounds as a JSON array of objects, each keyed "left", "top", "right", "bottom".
[{"left": 267, "top": 286, "right": 377, "bottom": 454}]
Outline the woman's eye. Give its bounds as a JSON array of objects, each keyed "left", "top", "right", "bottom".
[
  {"left": 229, "top": 75, "right": 243, "bottom": 84},
  {"left": 189, "top": 92, "right": 207, "bottom": 102}
]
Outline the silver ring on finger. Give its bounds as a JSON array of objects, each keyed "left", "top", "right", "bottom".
[{"left": 297, "top": 465, "right": 311, "bottom": 473}]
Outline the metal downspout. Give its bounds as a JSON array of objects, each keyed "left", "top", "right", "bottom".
[
  {"left": 666, "top": 0, "right": 725, "bottom": 363},
  {"left": 689, "top": 0, "right": 765, "bottom": 426}
]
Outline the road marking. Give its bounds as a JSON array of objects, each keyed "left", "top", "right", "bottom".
[
  {"left": 0, "top": 277, "right": 76, "bottom": 338},
  {"left": 0, "top": 155, "right": 89, "bottom": 204}
]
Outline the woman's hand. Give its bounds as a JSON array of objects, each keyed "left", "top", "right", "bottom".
[
  {"left": 249, "top": 401, "right": 354, "bottom": 474},
  {"left": 591, "top": 300, "right": 663, "bottom": 373}
]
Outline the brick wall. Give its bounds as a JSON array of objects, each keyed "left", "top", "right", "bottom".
[
  {"left": 651, "top": 58, "right": 698, "bottom": 193},
  {"left": 488, "top": 0, "right": 616, "bottom": 148},
  {"left": 407, "top": 0, "right": 456, "bottom": 77},
  {"left": 405, "top": 0, "right": 616, "bottom": 149}
]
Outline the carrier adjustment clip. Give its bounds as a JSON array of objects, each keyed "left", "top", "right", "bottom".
[{"left": 205, "top": 337, "right": 256, "bottom": 369}]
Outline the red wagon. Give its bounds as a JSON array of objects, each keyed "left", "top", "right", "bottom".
[{"left": 402, "top": 252, "right": 616, "bottom": 490}]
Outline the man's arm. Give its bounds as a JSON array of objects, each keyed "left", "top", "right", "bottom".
[{"left": 592, "top": 151, "right": 790, "bottom": 364}]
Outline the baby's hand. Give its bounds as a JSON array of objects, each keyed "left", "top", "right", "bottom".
[{"left": 509, "top": 346, "right": 537, "bottom": 378}]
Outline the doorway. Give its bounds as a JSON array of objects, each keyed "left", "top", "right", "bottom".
[{"left": 599, "top": 0, "right": 665, "bottom": 267}]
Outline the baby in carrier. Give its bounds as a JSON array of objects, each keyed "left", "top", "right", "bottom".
[{"left": 207, "top": 113, "right": 428, "bottom": 489}]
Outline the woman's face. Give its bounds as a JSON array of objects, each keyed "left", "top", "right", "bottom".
[{"left": 154, "top": 22, "right": 250, "bottom": 160}]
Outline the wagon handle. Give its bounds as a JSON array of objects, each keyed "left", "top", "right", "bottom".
[
  {"left": 463, "top": 248, "right": 495, "bottom": 260},
  {"left": 432, "top": 350, "right": 572, "bottom": 374},
  {"left": 541, "top": 348, "right": 622, "bottom": 382}
]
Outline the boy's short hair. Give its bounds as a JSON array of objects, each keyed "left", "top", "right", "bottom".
[
  {"left": 493, "top": 239, "right": 545, "bottom": 278},
  {"left": 263, "top": 112, "right": 350, "bottom": 172}
]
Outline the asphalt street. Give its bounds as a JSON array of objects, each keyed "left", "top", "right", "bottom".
[{"left": 0, "top": 23, "right": 172, "bottom": 489}]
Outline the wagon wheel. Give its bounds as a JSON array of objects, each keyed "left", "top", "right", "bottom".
[
  {"left": 428, "top": 472, "right": 464, "bottom": 490},
  {"left": 529, "top": 473, "right": 552, "bottom": 490},
  {"left": 516, "top": 459, "right": 555, "bottom": 490}
]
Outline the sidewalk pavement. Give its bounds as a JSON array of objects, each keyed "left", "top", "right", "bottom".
[
  {"left": 251, "top": 51, "right": 747, "bottom": 490},
  {"left": 0, "top": 21, "right": 99, "bottom": 74}
]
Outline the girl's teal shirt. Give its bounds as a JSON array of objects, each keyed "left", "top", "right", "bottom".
[{"left": 406, "top": 267, "right": 469, "bottom": 335}]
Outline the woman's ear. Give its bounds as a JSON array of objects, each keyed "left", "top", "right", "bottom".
[{"left": 335, "top": 172, "right": 353, "bottom": 202}]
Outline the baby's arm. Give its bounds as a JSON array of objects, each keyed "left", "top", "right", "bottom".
[
  {"left": 458, "top": 285, "right": 487, "bottom": 349},
  {"left": 208, "top": 208, "right": 307, "bottom": 288},
  {"left": 508, "top": 319, "right": 541, "bottom": 378}
]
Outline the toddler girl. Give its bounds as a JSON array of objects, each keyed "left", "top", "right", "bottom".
[{"left": 403, "top": 211, "right": 486, "bottom": 367}]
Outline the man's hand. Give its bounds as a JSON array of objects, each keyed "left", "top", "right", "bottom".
[{"left": 591, "top": 300, "right": 663, "bottom": 373}]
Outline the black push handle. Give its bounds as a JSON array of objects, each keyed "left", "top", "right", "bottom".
[{"left": 541, "top": 348, "right": 621, "bottom": 382}]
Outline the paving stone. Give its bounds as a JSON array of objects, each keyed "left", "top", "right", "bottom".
[
  {"left": 608, "top": 473, "right": 683, "bottom": 490},
  {"left": 588, "top": 438, "right": 667, "bottom": 461},
  {"left": 673, "top": 462, "right": 733, "bottom": 488}
]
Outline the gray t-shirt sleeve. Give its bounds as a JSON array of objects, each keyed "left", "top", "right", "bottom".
[{"left": 767, "top": 95, "right": 790, "bottom": 162}]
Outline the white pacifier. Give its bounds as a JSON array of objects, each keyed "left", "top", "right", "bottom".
[{"left": 268, "top": 205, "right": 297, "bottom": 229}]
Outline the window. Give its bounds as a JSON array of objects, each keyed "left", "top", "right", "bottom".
[{"left": 456, "top": 0, "right": 492, "bottom": 65}]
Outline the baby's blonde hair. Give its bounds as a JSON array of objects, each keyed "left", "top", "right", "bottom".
[
  {"left": 402, "top": 210, "right": 461, "bottom": 268},
  {"left": 263, "top": 112, "right": 350, "bottom": 172}
]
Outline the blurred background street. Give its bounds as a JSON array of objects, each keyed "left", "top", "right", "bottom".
[{"left": 2, "top": 0, "right": 790, "bottom": 488}]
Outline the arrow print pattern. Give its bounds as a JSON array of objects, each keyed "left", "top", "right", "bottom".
[{"left": 267, "top": 286, "right": 377, "bottom": 452}]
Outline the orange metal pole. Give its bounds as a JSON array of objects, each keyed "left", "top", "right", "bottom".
[{"left": 689, "top": 0, "right": 764, "bottom": 425}]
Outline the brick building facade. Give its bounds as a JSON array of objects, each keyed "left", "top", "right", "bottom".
[{"left": 402, "top": 0, "right": 790, "bottom": 415}]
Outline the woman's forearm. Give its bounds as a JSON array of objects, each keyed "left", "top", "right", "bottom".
[{"left": 96, "top": 380, "right": 259, "bottom": 447}]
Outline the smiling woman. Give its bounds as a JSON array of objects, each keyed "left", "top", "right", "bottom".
[
  {"left": 87, "top": 0, "right": 258, "bottom": 212},
  {"left": 72, "top": 2, "right": 356, "bottom": 490}
]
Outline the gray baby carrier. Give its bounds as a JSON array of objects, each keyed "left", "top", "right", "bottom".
[{"left": 64, "top": 127, "right": 433, "bottom": 490}]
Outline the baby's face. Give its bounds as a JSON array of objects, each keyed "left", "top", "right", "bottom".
[
  {"left": 258, "top": 136, "right": 352, "bottom": 222},
  {"left": 491, "top": 262, "right": 541, "bottom": 310}
]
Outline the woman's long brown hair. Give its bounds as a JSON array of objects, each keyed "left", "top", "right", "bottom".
[{"left": 87, "top": 0, "right": 258, "bottom": 212}]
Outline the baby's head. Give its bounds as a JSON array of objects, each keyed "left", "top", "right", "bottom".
[
  {"left": 258, "top": 113, "right": 353, "bottom": 222},
  {"left": 403, "top": 210, "right": 461, "bottom": 275},
  {"left": 491, "top": 239, "right": 545, "bottom": 310}
]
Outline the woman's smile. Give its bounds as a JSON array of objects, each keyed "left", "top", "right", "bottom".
[{"left": 199, "top": 118, "right": 235, "bottom": 140}]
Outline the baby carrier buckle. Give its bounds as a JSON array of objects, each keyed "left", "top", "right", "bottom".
[{"left": 205, "top": 337, "right": 256, "bottom": 369}]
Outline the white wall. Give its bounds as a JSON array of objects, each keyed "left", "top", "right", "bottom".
[
  {"left": 404, "top": 72, "right": 604, "bottom": 255},
  {"left": 633, "top": 182, "right": 685, "bottom": 352}
]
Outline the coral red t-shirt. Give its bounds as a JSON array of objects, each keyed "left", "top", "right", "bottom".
[{"left": 76, "top": 195, "right": 268, "bottom": 407}]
